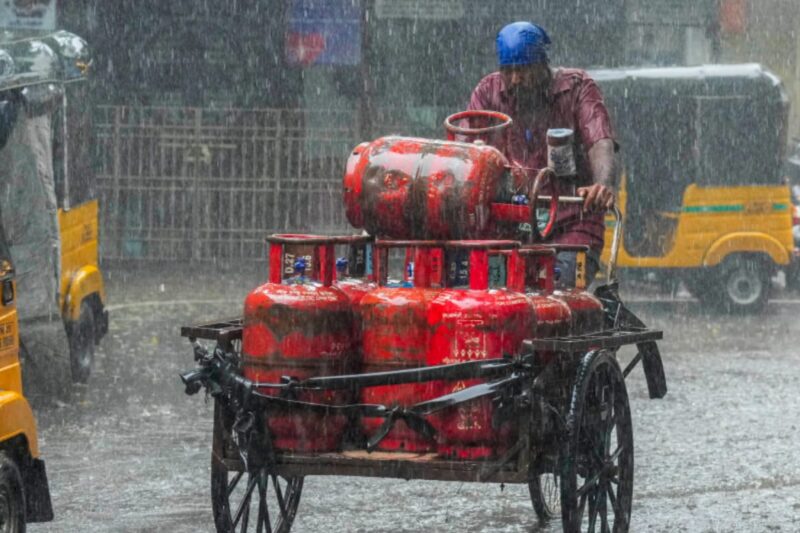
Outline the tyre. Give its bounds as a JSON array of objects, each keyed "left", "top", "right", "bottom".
[
  {"left": 68, "top": 300, "right": 96, "bottom": 383},
  {"left": 210, "top": 397, "right": 303, "bottom": 533},
  {"left": 0, "top": 452, "right": 26, "bottom": 533},
  {"left": 560, "top": 351, "right": 633, "bottom": 533},
  {"left": 530, "top": 466, "right": 560, "bottom": 520},
  {"left": 210, "top": 455, "right": 303, "bottom": 533},
  {"left": 715, "top": 256, "right": 770, "bottom": 313}
]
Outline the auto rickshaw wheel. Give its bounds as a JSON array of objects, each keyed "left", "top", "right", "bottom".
[
  {"left": 69, "top": 300, "right": 96, "bottom": 383},
  {"left": 560, "top": 350, "right": 633, "bottom": 533},
  {"left": 211, "top": 456, "right": 303, "bottom": 533},
  {"left": 0, "top": 452, "right": 25, "bottom": 533},
  {"left": 716, "top": 256, "right": 770, "bottom": 314}
]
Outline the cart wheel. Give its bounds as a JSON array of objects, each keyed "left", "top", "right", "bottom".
[
  {"left": 560, "top": 351, "right": 633, "bottom": 533},
  {"left": 211, "top": 456, "right": 303, "bottom": 533},
  {"left": 0, "top": 452, "right": 25, "bottom": 532},
  {"left": 69, "top": 300, "right": 96, "bottom": 383},
  {"left": 529, "top": 462, "right": 560, "bottom": 520}
]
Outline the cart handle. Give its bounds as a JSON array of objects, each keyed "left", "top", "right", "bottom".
[{"left": 533, "top": 195, "right": 622, "bottom": 283}]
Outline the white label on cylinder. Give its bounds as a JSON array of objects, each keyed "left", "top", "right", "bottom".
[{"left": 548, "top": 144, "right": 576, "bottom": 177}]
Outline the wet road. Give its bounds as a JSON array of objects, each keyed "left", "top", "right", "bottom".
[{"left": 27, "top": 266, "right": 800, "bottom": 532}]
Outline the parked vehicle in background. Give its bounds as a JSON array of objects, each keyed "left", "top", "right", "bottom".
[
  {"left": 0, "top": 30, "right": 108, "bottom": 394},
  {"left": 790, "top": 201, "right": 800, "bottom": 290},
  {"left": 595, "top": 64, "right": 794, "bottom": 313},
  {"left": 0, "top": 213, "right": 54, "bottom": 530},
  {"left": 783, "top": 138, "right": 800, "bottom": 290}
]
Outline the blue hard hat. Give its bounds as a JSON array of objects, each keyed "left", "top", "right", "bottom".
[{"left": 496, "top": 22, "right": 551, "bottom": 66}]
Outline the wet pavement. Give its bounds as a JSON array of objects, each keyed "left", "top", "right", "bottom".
[{"left": 26, "top": 264, "right": 800, "bottom": 532}]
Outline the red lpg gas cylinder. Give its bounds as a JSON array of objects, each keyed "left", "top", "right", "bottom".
[
  {"left": 359, "top": 240, "right": 444, "bottom": 452},
  {"left": 242, "top": 235, "right": 357, "bottom": 453},
  {"left": 403, "top": 246, "right": 444, "bottom": 287},
  {"left": 427, "top": 241, "right": 533, "bottom": 460},
  {"left": 277, "top": 233, "right": 319, "bottom": 279},
  {"left": 333, "top": 235, "right": 377, "bottom": 343},
  {"left": 513, "top": 247, "right": 572, "bottom": 340},
  {"left": 548, "top": 245, "right": 604, "bottom": 335},
  {"left": 343, "top": 136, "right": 509, "bottom": 239}
]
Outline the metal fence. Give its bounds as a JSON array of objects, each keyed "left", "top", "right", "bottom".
[{"left": 95, "top": 105, "right": 441, "bottom": 262}]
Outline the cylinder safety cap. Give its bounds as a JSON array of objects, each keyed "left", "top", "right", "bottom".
[{"left": 496, "top": 22, "right": 551, "bottom": 66}]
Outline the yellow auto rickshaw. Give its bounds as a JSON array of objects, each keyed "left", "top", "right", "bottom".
[
  {"left": 0, "top": 30, "right": 107, "bottom": 394},
  {"left": 0, "top": 212, "right": 54, "bottom": 529},
  {"left": 596, "top": 64, "right": 794, "bottom": 312}
]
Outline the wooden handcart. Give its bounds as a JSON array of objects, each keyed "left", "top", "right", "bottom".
[{"left": 180, "top": 284, "right": 665, "bottom": 533}]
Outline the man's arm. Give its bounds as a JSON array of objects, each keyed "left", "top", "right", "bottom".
[
  {"left": 573, "top": 75, "right": 618, "bottom": 211},
  {"left": 579, "top": 138, "right": 617, "bottom": 210},
  {"left": 467, "top": 80, "right": 488, "bottom": 112}
]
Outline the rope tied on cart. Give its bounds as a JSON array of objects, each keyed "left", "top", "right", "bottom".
[
  {"left": 366, "top": 406, "right": 437, "bottom": 452},
  {"left": 180, "top": 341, "right": 538, "bottom": 450}
]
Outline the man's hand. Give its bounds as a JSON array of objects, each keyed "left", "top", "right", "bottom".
[{"left": 578, "top": 183, "right": 615, "bottom": 211}]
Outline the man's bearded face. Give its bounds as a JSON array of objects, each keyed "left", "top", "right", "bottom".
[{"left": 500, "top": 63, "right": 550, "bottom": 111}]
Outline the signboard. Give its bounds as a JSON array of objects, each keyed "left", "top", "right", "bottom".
[
  {"left": 375, "top": 0, "right": 464, "bottom": 20},
  {"left": 286, "top": 0, "right": 361, "bottom": 66},
  {"left": 0, "top": 0, "right": 56, "bottom": 30}
]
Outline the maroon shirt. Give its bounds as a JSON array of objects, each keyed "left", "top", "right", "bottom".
[{"left": 467, "top": 68, "right": 615, "bottom": 251}]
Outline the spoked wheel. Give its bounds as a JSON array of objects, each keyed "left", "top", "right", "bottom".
[
  {"left": 560, "top": 350, "right": 633, "bottom": 533},
  {"left": 529, "top": 458, "right": 561, "bottom": 520},
  {"left": 211, "top": 455, "right": 303, "bottom": 533}
]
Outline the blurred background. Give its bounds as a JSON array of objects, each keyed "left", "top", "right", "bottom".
[{"left": 46, "top": 0, "right": 800, "bottom": 263}]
